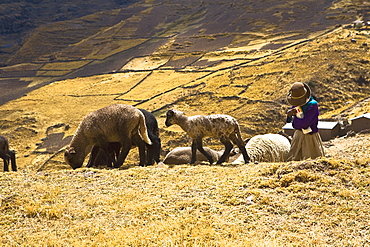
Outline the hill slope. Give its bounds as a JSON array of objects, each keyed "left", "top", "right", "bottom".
[
  {"left": 0, "top": 1, "right": 370, "bottom": 246},
  {"left": 0, "top": 26, "right": 369, "bottom": 171},
  {"left": 1, "top": 0, "right": 367, "bottom": 104}
]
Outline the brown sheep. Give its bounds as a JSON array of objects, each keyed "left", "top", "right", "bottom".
[
  {"left": 64, "top": 104, "right": 152, "bottom": 169},
  {"left": 87, "top": 109, "right": 161, "bottom": 167}
]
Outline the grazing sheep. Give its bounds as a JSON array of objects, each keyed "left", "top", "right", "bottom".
[
  {"left": 64, "top": 104, "right": 152, "bottom": 169},
  {"left": 165, "top": 109, "right": 250, "bottom": 164},
  {"left": 88, "top": 109, "right": 161, "bottom": 167},
  {"left": 232, "top": 133, "right": 291, "bottom": 164},
  {"left": 0, "top": 135, "right": 17, "bottom": 172}
]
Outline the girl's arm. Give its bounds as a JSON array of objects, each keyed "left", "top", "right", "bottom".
[{"left": 292, "top": 104, "right": 318, "bottom": 129}]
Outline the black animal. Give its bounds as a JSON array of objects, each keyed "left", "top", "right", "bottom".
[{"left": 0, "top": 135, "right": 17, "bottom": 172}]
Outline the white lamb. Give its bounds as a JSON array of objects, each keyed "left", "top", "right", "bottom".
[
  {"left": 232, "top": 134, "right": 291, "bottom": 164},
  {"left": 165, "top": 109, "right": 250, "bottom": 164}
]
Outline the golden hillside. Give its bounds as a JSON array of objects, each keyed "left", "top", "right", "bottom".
[
  {"left": 1, "top": 0, "right": 367, "bottom": 104},
  {"left": 0, "top": 26, "right": 369, "bottom": 170},
  {"left": 0, "top": 0, "right": 370, "bottom": 246}
]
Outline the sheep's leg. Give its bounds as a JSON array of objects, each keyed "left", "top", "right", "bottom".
[
  {"left": 152, "top": 137, "right": 161, "bottom": 164},
  {"left": 195, "top": 138, "right": 214, "bottom": 164},
  {"left": 101, "top": 146, "right": 116, "bottom": 168},
  {"left": 86, "top": 146, "right": 100, "bottom": 167},
  {"left": 1, "top": 155, "right": 9, "bottom": 172},
  {"left": 218, "top": 138, "right": 233, "bottom": 164},
  {"left": 231, "top": 135, "right": 250, "bottom": 164},
  {"left": 190, "top": 141, "right": 197, "bottom": 164},
  {"left": 138, "top": 145, "right": 147, "bottom": 166},
  {"left": 239, "top": 145, "right": 250, "bottom": 164},
  {"left": 134, "top": 139, "right": 147, "bottom": 167},
  {"left": 111, "top": 143, "right": 121, "bottom": 163},
  {"left": 146, "top": 145, "right": 154, "bottom": 165},
  {"left": 115, "top": 142, "right": 131, "bottom": 168},
  {"left": 146, "top": 135, "right": 156, "bottom": 165},
  {"left": 108, "top": 142, "right": 121, "bottom": 166},
  {"left": 9, "top": 151, "right": 16, "bottom": 171},
  {"left": 132, "top": 133, "right": 147, "bottom": 166},
  {"left": 146, "top": 136, "right": 160, "bottom": 165}
]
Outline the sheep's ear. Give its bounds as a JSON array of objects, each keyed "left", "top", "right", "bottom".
[
  {"left": 66, "top": 147, "right": 76, "bottom": 154},
  {"left": 167, "top": 109, "right": 175, "bottom": 116},
  {"left": 244, "top": 138, "right": 250, "bottom": 144}
]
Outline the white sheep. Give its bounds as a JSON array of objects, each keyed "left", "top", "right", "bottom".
[
  {"left": 64, "top": 104, "right": 152, "bottom": 169},
  {"left": 163, "top": 146, "right": 234, "bottom": 165},
  {"left": 0, "top": 135, "right": 17, "bottom": 172},
  {"left": 165, "top": 109, "right": 250, "bottom": 164},
  {"left": 232, "top": 133, "right": 291, "bottom": 164}
]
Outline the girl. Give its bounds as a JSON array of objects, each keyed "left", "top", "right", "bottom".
[{"left": 286, "top": 82, "right": 325, "bottom": 161}]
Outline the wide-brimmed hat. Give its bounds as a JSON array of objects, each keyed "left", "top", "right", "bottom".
[{"left": 287, "top": 82, "right": 311, "bottom": 106}]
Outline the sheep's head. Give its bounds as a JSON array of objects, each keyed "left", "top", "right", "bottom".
[
  {"left": 165, "top": 109, "right": 183, "bottom": 127},
  {"left": 64, "top": 146, "right": 85, "bottom": 169}
]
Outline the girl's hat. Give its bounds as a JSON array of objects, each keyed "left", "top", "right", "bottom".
[{"left": 287, "top": 82, "right": 311, "bottom": 106}]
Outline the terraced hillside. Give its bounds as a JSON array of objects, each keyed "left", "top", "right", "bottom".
[
  {"left": 0, "top": 0, "right": 367, "bottom": 104},
  {"left": 0, "top": 1, "right": 370, "bottom": 246},
  {"left": 0, "top": 25, "right": 368, "bottom": 171}
]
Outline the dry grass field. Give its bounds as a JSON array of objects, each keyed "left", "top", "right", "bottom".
[
  {"left": 1, "top": 145, "right": 370, "bottom": 246},
  {"left": 0, "top": 0, "right": 370, "bottom": 246}
]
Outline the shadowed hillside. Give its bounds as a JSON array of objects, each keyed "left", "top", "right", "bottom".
[{"left": 0, "top": 0, "right": 138, "bottom": 65}]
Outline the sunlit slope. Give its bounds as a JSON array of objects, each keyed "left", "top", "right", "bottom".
[
  {"left": 0, "top": 27, "right": 368, "bottom": 170},
  {"left": 1, "top": 0, "right": 365, "bottom": 105}
]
